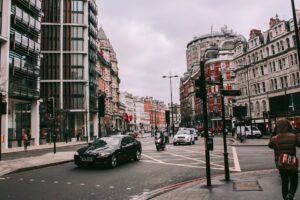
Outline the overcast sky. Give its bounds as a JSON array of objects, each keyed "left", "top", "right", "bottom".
[{"left": 96, "top": 0, "right": 299, "bottom": 104}]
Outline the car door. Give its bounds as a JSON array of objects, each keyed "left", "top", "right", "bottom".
[
  {"left": 120, "top": 137, "right": 131, "bottom": 162},
  {"left": 126, "top": 136, "right": 136, "bottom": 159}
]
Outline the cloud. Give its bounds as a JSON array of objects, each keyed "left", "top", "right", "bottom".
[{"left": 97, "top": 0, "right": 299, "bottom": 103}]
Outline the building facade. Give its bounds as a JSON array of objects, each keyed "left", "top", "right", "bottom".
[
  {"left": 234, "top": 15, "right": 300, "bottom": 132},
  {"left": 97, "top": 26, "right": 121, "bottom": 134},
  {"left": 39, "top": 0, "right": 99, "bottom": 142},
  {"left": 1, "top": 0, "right": 42, "bottom": 149},
  {"left": 180, "top": 27, "right": 240, "bottom": 127}
]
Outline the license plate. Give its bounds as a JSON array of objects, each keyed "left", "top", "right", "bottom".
[{"left": 81, "top": 157, "right": 93, "bottom": 162}]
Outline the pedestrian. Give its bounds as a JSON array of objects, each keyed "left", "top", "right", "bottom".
[
  {"left": 164, "top": 130, "right": 169, "bottom": 144},
  {"left": 268, "top": 118, "right": 300, "bottom": 200},
  {"left": 65, "top": 131, "right": 68, "bottom": 144},
  {"left": 22, "top": 128, "right": 28, "bottom": 152}
]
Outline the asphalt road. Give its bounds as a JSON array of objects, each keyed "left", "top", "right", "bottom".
[{"left": 0, "top": 136, "right": 274, "bottom": 200}]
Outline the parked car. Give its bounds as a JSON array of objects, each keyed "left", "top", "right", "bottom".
[
  {"left": 186, "top": 128, "right": 198, "bottom": 140},
  {"left": 173, "top": 129, "right": 195, "bottom": 145},
  {"left": 235, "top": 125, "right": 262, "bottom": 138},
  {"left": 74, "top": 135, "right": 142, "bottom": 168}
]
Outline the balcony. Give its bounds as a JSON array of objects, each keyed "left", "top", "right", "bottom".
[
  {"left": 11, "top": 6, "right": 41, "bottom": 37},
  {"left": 10, "top": 56, "right": 39, "bottom": 78},
  {"left": 9, "top": 84, "right": 39, "bottom": 100},
  {"left": 10, "top": 30, "right": 40, "bottom": 58},
  {"left": 16, "top": 0, "right": 42, "bottom": 16}
]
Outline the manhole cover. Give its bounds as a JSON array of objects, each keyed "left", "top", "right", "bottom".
[{"left": 233, "top": 181, "right": 262, "bottom": 191}]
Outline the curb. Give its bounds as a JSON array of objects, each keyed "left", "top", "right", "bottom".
[
  {"left": 9, "top": 159, "right": 74, "bottom": 175},
  {"left": 134, "top": 169, "right": 278, "bottom": 200},
  {"left": 131, "top": 177, "right": 206, "bottom": 200}
]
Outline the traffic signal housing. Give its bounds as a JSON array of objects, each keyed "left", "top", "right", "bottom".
[
  {"left": 98, "top": 95, "right": 105, "bottom": 117},
  {"left": 47, "top": 97, "right": 54, "bottom": 118},
  {"left": 194, "top": 76, "right": 205, "bottom": 99},
  {"left": 165, "top": 110, "right": 170, "bottom": 124}
]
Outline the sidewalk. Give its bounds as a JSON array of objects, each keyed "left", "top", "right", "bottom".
[{"left": 150, "top": 169, "right": 296, "bottom": 200}]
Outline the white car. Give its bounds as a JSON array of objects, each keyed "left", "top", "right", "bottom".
[
  {"left": 186, "top": 128, "right": 198, "bottom": 140},
  {"left": 173, "top": 129, "right": 195, "bottom": 145},
  {"left": 235, "top": 125, "right": 262, "bottom": 138}
]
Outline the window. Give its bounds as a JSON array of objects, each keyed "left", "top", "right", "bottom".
[
  {"left": 286, "top": 38, "right": 290, "bottom": 48},
  {"left": 272, "top": 61, "right": 276, "bottom": 72},
  {"left": 262, "top": 82, "right": 266, "bottom": 92},
  {"left": 271, "top": 45, "right": 275, "bottom": 54},
  {"left": 266, "top": 47, "right": 269, "bottom": 56},
  {"left": 260, "top": 66, "right": 264, "bottom": 75},
  {"left": 262, "top": 100, "right": 267, "bottom": 112},
  {"left": 292, "top": 73, "right": 296, "bottom": 85},
  {"left": 280, "top": 40, "right": 284, "bottom": 51},
  {"left": 279, "top": 60, "right": 282, "bottom": 70},
  {"left": 280, "top": 77, "right": 284, "bottom": 89},
  {"left": 294, "top": 53, "right": 298, "bottom": 65},
  {"left": 257, "top": 83, "right": 260, "bottom": 94}
]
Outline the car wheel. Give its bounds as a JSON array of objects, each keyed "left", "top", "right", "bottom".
[
  {"left": 134, "top": 150, "right": 141, "bottom": 161},
  {"left": 192, "top": 140, "right": 195, "bottom": 144},
  {"left": 173, "top": 142, "right": 177, "bottom": 146},
  {"left": 76, "top": 162, "right": 84, "bottom": 169},
  {"left": 189, "top": 141, "right": 192, "bottom": 145},
  {"left": 110, "top": 154, "right": 118, "bottom": 168}
]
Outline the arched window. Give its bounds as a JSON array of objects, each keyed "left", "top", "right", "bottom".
[
  {"left": 276, "top": 42, "right": 280, "bottom": 52},
  {"left": 256, "top": 101, "right": 260, "bottom": 114},
  {"left": 286, "top": 38, "right": 290, "bottom": 48},
  {"left": 280, "top": 40, "right": 284, "bottom": 51},
  {"left": 262, "top": 100, "right": 267, "bottom": 111},
  {"left": 271, "top": 45, "right": 275, "bottom": 54},
  {"left": 266, "top": 47, "right": 269, "bottom": 56}
]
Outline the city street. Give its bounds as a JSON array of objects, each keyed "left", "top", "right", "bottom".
[{"left": 0, "top": 136, "right": 279, "bottom": 200}]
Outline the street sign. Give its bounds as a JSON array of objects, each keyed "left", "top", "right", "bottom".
[{"left": 221, "top": 89, "right": 241, "bottom": 96}]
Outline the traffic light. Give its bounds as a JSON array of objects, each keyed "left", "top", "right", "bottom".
[
  {"left": 47, "top": 97, "right": 54, "bottom": 118},
  {"left": 165, "top": 110, "right": 170, "bottom": 124},
  {"left": 194, "top": 76, "right": 205, "bottom": 99},
  {"left": 98, "top": 95, "right": 105, "bottom": 117}
]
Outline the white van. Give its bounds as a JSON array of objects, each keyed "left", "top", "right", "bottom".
[{"left": 235, "top": 126, "right": 262, "bottom": 138}]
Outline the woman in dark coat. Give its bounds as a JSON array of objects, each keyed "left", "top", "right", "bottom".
[{"left": 268, "top": 119, "right": 300, "bottom": 200}]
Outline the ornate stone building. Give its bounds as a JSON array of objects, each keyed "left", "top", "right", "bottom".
[
  {"left": 97, "top": 26, "right": 121, "bottom": 135},
  {"left": 234, "top": 15, "right": 300, "bottom": 132}
]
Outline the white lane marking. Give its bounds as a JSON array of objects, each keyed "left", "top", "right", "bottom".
[
  {"left": 127, "top": 187, "right": 132, "bottom": 190},
  {"left": 0, "top": 178, "right": 6, "bottom": 180},
  {"left": 96, "top": 185, "right": 100, "bottom": 187},
  {"left": 80, "top": 183, "right": 85, "bottom": 186},
  {"left": 41, "top": 180, "right": 45, "bottom": 183},
  {"left": 231, "top": 146, "right": 241, "bottom": 172},
  {"left": 109, "top": 186, "right": 115, "bottom": 189},
  {"left": 163, "top": 151, "right": 205, "bottom": 163},
  {"left": 19, "top": 178, "right": 23, "bottom": 181},
  {"left": 54, "top": 181, "right": 59, "bottom": 184},
  {"left": 142, "top": 154, "right": 163, "bottom": 163},
  {"left": 30, "top": 179, "right": 34, "bottom": 182},
  {"left": 67, "top": 182, "right": 72, "bottom": 185}
]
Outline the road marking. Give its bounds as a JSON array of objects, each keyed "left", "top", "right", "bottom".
[
  {"left": 30, "top": 179, "right": 34, "bottom": 182},
  {"left": 231, "top": 146, "right": 241, "bottom": 172},
  {"left": 142, "top": 154, "right": 163, "bottom": 163},
  {"left": 41, "top": 180, "right": 45, "bottom": 183},
  {"left": 96, "top": 185, "right": 100, "bottom": 187},
  {"left": 54, "top": 181, "right": 59, "bottom": 184},
  {"left": 80, "top": 183, "right": 85, "bottom": 186},
  {"left": 67, "top": 182, "right": 71, "bottom": 185}
]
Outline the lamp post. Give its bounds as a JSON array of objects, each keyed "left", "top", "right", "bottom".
[{"left": 162, "top": 73, "right": 178, "bottom": 136}]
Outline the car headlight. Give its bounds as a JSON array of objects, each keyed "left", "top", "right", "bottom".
[{"left": 97, "top": 152, "right": 111, "bottom": 158}]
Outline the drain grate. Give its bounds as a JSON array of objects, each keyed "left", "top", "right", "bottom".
[{"left": 233, "top": 181, "right": 262, "bottom": 191}]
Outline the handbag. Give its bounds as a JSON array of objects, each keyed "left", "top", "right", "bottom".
[{"left": 275, "top": 136, "right": 299, "bottom": 171}]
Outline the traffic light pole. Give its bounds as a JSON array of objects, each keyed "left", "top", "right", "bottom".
[
  {"left": 220, "top": 74, "right": 230, "bottom": 181},
  {"left": 200, "top": 60, "right": 211, "bottom": 187}
]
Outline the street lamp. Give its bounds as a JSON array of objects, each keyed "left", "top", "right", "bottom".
[{"left": 162, "top": 73, "right": 178, "bottom": 136}]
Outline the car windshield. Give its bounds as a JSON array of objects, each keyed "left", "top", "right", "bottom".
[
  {"left": 92, "top": 137, "right": 121, "bottom": 148},
  {"left": 251, "top": 126, "right": 259, "bottom": 130},
  {"left": 176, "top": 130, "right": 189, "bottom": 135}
]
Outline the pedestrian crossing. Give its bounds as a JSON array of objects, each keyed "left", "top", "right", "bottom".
[{"left": 140, "top": 138, "right": 240, "bottom": 172}]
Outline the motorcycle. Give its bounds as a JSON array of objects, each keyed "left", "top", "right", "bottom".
[{"left": 155, "top": 137, "right": 165, "bottom": 151}]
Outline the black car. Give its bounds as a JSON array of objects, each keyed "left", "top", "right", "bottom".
[{"left": 74, "top": 135, "right": 142, "bottom": 168}]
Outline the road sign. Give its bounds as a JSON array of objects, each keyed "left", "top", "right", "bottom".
[{"left": 221, "top": 89, "right": 241, "bottom": 96}]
